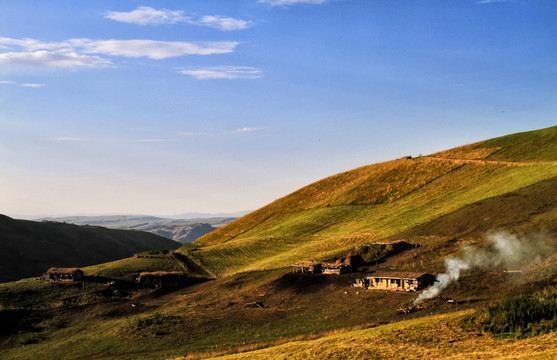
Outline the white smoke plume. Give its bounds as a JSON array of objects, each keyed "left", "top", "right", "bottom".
[{"left": 413, "top": 231, "right": 555, "bottom": 305}]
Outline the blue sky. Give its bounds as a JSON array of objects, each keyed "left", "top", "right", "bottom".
[{"left": 1, "top": 0, "right": 556, "bottom": 218}]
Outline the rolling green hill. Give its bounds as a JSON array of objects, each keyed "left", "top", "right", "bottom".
[
  {"left": 0, "top": 126, "right": 556, "bottom": 360},
  {"left": 0, "top": 216, "right": 181, "bottom": 283},
  {"left": 182, "top": 125, "right": 557, "bottom": 276}
]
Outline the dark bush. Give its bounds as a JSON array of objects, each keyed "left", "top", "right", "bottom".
[{"left": 467, "top": 289, "right": 557, "bottom": 338}]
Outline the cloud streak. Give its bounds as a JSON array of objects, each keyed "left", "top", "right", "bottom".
[
  {"left": 0, "top": 50, "right": 110, "bottom": 68},
  {"left": 20, "top": 83, "right": 45, "bottom": 88},
  {"left": 0, "top": 37, "right": 240, "bottom": 67},
  {"left": 134, "top": 138, "right": 168, "bottom": 143},
  {"left": 1, "top": 79, "right": 45, "bottom": 87},
  {"left": 73, "top": 39, "right": 239, "bottom": 59},
  {"left": 178, "top": 66, "right": 263, "bottom": 80},
  {"left": 105, "top": 6, "right": 251, "bottom": 31}
]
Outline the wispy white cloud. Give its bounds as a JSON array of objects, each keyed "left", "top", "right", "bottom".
[
  {"left": 178, "top": 66, "right": 263, "bottom": 80},
  {"left": 232, "top": 127, "right": 260, "bottom": 133},
  {"left": 74, "top": 39, "right": 238, "bottom": 59},
  {"left": 260, "top": 0, "right": 331, "bottom": 6},
  {"left": 0, "top": 37, "right": 240, "bottom": 67},
  {"left": 195, "top": 15, "right": 251, "bottom": 31},
  {"left": 0, "top": 50, "right": 110, "bottom": 68},
  {"left": 105, "top": 6, "right": 185, "bottom": 25},
  {"left": 105, "top": 6, "right": 251, "bottom": 31},
  {"left": 19, "top": 83, "right": 45, "bottom": 88},
  {"left": 1, "top": 80, "right": 45, "bottom": 87}
]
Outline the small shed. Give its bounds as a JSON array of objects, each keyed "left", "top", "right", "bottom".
[
  {"left": 361, "top": 272, "right": 435, "bottom": 292},
  {"left": 322, "top": 264, "right": 351, "bottom": 275},
  {"left": 42, "top": 267, "right": 84, "bottom": 281},
  {"left": 292, "top": 262, "right": 322, "bottom": 274}
]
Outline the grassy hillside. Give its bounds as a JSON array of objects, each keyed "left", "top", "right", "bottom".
[
  {"left": 1, "top": 260, "right": 553, "bottom": 359},
  {"left": 203, "top": 309, "right": 556, "bottom": 360},
  {"left": 0, "top": 126, "right": 555, "bottom": 360},
  {"left": 183, "top": 126, "right": 557, "bottom": 276},
  {"left": 0, "top": 216, "right": 181, "bottom": 283},
  {"left": 434, "top": 125, "right": 557, "bottom": 162}
]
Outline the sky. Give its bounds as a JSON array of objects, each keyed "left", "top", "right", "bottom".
[{"left": 1, "top": 0, "right": 556, "bottom": 219}]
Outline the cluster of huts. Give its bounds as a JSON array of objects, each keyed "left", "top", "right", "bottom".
[
  {"left": 40, "top": 267, "right": 190, "bottom": 289},
  {"left": 293, "top": 254, "right": 365, "bottom": 275},
  {"left": 293, "top": 244, "right": 436, "bottom": 293},
  {"left": 292, "top": 260, "right": 435, "bottom": 292}
]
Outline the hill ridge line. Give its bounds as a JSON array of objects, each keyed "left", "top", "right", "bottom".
[{"left": 426, "top": 156, "right": 557, "bottom": 167}]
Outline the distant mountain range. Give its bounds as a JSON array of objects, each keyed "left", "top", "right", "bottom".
[
  {"left": 38, "top": 215, "right": 241, "bottom": 243},
  {"left": 163, "top": 211, "right": 250, "bottom": 219},
  {"left": 0, "top": 215, "right": 181, "bottom": 283}
]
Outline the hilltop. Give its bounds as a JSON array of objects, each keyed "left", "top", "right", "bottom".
[{"left": 0, "top": 215, "right": 181, "bottom": 283}]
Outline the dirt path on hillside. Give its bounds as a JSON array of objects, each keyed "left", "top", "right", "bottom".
[{"left": 425, "top": 156, "right": 557, "bottom": 167}]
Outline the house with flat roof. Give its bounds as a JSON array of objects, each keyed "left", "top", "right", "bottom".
[
  {"left": 356, "top": 272, "right": 435, "bottom": 292},
  {"left": 42, "top": 267, "right": 84, "bottom": 281}
]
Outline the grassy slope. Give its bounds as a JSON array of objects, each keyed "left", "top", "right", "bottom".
[
  {"left": 83, "top": 256, "right": 185, "bottom": 282},
  {"left": 0, "top": 216, "right": 182, "bottom": 283},
  {"left": 81, "top": 252, "right": 213, "bottom": 282},
  {"left": 1, "top": 126, "right": 556, "bottom": 360},
  {"left": 184, "top": 126, "right": 557, "bottom": 276},
  {"left": 207, "top": 311, "right": 556, "bottom": 360},
  {"left": 434, "top": 125, "right": 557, "bottom": 161},
  {"left": 2, "top": 257, "right": 552, "bottom": 360}
]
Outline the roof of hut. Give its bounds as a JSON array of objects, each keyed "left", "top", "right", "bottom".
[
  {"left": 45, "top": 267, "right": 82, "bottom": 274},
  {"left": 368, "top": 271, "right": 431, "bottom": 279}
]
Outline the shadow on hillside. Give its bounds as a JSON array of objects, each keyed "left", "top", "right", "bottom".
[
  {"left": 269, "top": 272, "right": 360, "bottom": 294},
  {"left": 0, "top": 309, "right": 52, "bottom": 339}
]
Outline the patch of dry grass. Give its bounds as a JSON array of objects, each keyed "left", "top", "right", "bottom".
[{"left": 193, "top": 311, "right": 557, "bottom": 360}]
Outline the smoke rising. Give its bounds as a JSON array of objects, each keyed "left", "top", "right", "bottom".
[{"left": 413, "top": 231, "right": 555, "bottom": 305}]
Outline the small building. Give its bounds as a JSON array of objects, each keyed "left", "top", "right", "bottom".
[
  {"left": 42, "top": 267, "right": 84, "bottom": 281},
  {"left": 292, "top": 262, "right": 322, "bottom": 274},
  {"left": 322, "top": 264, "right": 351, "bottom": 275},
  {"left": 357, "top": 272, "right": 435, "bottom": 292}
]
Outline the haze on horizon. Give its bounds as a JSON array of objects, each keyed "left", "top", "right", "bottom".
[{"left": 1, "top": 0, "right": 556, "bottom": 219}]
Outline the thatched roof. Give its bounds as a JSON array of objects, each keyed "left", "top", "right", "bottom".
[
  {"left": 368, "top": 271, "right": 431, "bottom": 279},
  {"left": 45, "top": 267, "right": 82, "bottom": 274}
]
